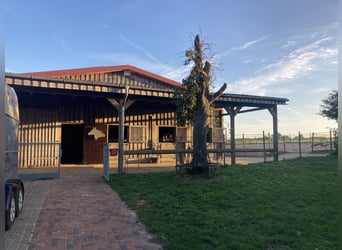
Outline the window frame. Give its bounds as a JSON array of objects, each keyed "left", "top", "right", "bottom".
[
  {"left": 158, "top": 126, "right": 176, "bottom": 143},
  {"left": 107, "top": 124, "right": 129, "bottom": 143}
]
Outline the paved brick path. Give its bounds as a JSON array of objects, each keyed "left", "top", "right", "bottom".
[
  {"left": 28, "top": 168, "right": 162, "bottom": 250},
  {"left": 5, "top": 179, "right": 50, "bottom": 250}
]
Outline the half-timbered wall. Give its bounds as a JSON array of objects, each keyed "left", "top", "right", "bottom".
[
  {"left": 8, "top": 68, "right": 232, "bottom": 167},
  {"left": 16, "top": 91, "right": 224, "bottom": 166},
  {"left": 16, "top": 91, "right": 193, "bottom": 165}
]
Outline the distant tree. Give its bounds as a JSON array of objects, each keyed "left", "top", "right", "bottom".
[
  {"left": 277, "top": 133, "right": 290, "bottom": 141},
  {"left": 319, "top": 90, "right": 338, "bottom": 121},
  {"left": 175, "top": 34, "right": 227, "bottom": 174},
  {"left": 293, "top": 134, "right": 304, "bottom": 140},
  {"left": 319, "top": 90, "right": 338, "bottom": 153}
]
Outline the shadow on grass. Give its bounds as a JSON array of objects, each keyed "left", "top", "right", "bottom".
[{"left": 109, "top": 155, "right": 337, "bottom": 250}]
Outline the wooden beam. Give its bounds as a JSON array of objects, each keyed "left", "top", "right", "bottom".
[
  {"left": 106, "top": 87, "right": 135, "bottom": 173},
  {"left": 268, "top": 105, "right": 279, "bottom": 161},
  {"left": 238, "top": 107, "right": 267, "bottom": 114},
  {"left": 224, "top": 106, "right": 242, "bottom": 165}
]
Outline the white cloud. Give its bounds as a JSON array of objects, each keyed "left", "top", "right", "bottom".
[
  {"left": 221, "top": 35, "right": 270, "bottom": 57},
  {"left": 282, "top": 40, "right": 299, "bottom": 49},
  {"left": 119, "top": 34, "right": 161, "bottom": 64},
  {"left": 229, "top": 29, "right": 337, "bottom": 95},
  {"left": 162, "top": 65, "right": 191, "bottom": 82},
  {"left": 243, "top": 59, "right": 253, "bottom": 64},
  {"left": 280, "top": 106, "right": 303, "bottom": 118},
  {"left": 115, "top": 35, "right": 191, "bottom": 81},
  {"left": 87, "top": 51, "right": 187, "bottom": 82},
  {"left": 266, "top": 87, "right": 295, "bottom": 95},
  {"left": 102, "top": 23, "right": 111, "bottom": 29},
  {"left": 84, "top": 34, "right": 193, "bottom": 83},
  {"left": 308, "top": 87, "right": 334, "bottom": 94},
  {"left": 60, "top": 40, "right": 76, "bottom": 55}
]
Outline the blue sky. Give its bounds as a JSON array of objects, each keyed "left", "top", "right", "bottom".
[{"left": 4, "top": 0, "right": 338, "bottom": 136}]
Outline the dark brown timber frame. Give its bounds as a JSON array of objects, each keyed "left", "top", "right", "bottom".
[{"left": 6, "top": 72, "right": 288, "bottom": 170}]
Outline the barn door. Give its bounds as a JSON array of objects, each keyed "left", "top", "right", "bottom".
[{"left": 61, "top": 124, "right": 84, "bottom": 164}]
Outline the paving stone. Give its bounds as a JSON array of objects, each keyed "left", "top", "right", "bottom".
[
  {"left": 10, "top": 167, "right": 162, "bottom": 250},
  {"left": 5, "top": 179, "right": 50, "bottom": 250}
]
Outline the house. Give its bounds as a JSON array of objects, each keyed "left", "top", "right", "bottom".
[{"left": 5, "top": 65, "right": 288, "bottom": 169}]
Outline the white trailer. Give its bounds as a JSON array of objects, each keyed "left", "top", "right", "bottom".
[{"left": 4, "top": 84, "right": 24, "bottom": 231}]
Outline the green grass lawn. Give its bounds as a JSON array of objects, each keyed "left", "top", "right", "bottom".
[{"left": 109, "top": 156, "right": 337, "bottom": 250}]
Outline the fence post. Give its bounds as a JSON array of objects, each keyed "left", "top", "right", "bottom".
[
  {"left": 103, "top": 143, "right": 109, "bottom": 181},
  {"left": 57, "top": 144, "right": 62, "bottom": 178},
  {"left": 242, "top": 133, "right": 245, "bottom": 149},
  {"left": 263, "top": 131, "right": 266, "bottom": 162},
  {"left": 283, "top": 136, "right": 286, "bottom": 153},
  {"left": 298, "top": 131, "right": 302, "bottom": 158},
  {"left": 223, "top": 133, "right": 226, "bottom": 165},
  {"left": 329, "top": 129, "right": 333, "bottom": 154},
  {"left": 311, "top": 132, "right": 314, "bottom": 153},
  {"left": 268, "top": 132, "right": 271, "bottom": 150}
]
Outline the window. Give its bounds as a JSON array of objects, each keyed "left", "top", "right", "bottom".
[
  {"left": 212, "top": 128, "right": 224, "bottom": 143},
  {"left": 176, "top": 127, "right": 187, "bottom": 142},
  {"left": 130, "top": 126, "right": 146, "bottom": 143},
  {"left": 108, "top": 125, "right": 129, "bottom": 142},
  {"left": 159, "top": 126, "right": 176, "bottom": 142}
]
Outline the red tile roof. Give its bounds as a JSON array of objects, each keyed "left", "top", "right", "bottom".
[{"left": 23, "top": 65, "right": 182, "bottom": 88}]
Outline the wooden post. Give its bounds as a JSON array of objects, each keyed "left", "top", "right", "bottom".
[
  {"left": 311, "top": 132, "right": 314, "bottom": 153},
  {"left": 118, "top": 104, "right": 125, "bottom": 173},
  {"left": 224, "top": 106, "right": 242, "bottom": 165},
  {"left": 298, "top": 131, "right": 302, "bottom": 158},
  {"left": 223, "top": 132, "right": 226, "bottom": 165},
  {"left": 103, "top": 143, "right": 109, "bottom": 181},
  {"left": 268, "top": 105, "right": 279, "bottom": 161},
  {"left": 148, "top": 115, "right": 153, "bottom": 149},
  {"left": 230, "top": 110, "right": 236, "bottom": 165},
  {"left": 329, "top": 129, "right": 333, "bottom": 154},
  {"left": 57, "top": 144, "right": 62, "bottom": 178},
  {"left": 106, "top": 87, "right": 134, "bottom": 173},
  {"left": 263, "top": 131, "right": 266, "bottom": 162}
]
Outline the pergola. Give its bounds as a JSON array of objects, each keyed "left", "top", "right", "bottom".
[{"left": 215, "top": 94, "right": 288, "bottom": 164}]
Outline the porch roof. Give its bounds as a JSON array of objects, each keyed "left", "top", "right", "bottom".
[{"left": 5, "top": 71, "right": 288, "bottom": 107}]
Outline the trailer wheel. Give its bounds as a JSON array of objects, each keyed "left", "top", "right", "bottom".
[
  {"left": 5, "top": 193, "right": 16, "bottom": 231},
  {"left": 16, "top": 186, "right": 24, "bottom": 216}
]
